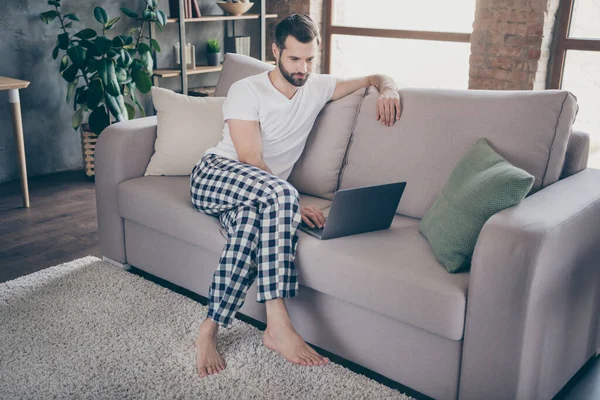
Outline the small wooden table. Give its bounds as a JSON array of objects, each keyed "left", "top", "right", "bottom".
[{"left": 1, "top": 77, "right": 31, "bottom": 208}]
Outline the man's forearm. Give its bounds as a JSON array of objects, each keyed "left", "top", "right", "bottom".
[
  {"left": 246, "top": 158, "right": 273, "bottom": 175},
  {"left": 368, "top": 74, "right": 397, "bottom": 93}
]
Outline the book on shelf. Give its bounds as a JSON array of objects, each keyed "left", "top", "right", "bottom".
[
  {"left": 192, "top": 0, "right": 201, "bottom": 17},
  {"left": 188, "top": 86, "right": 216, "bottom": 97},
  {"left": 168, "top": 0, "right": 179, "bottom": 18},
  {"left": 225, "top": 36, "right": 251, "bottom": 57}
]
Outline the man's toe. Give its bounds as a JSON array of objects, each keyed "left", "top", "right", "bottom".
[{"left": 199, "top": 367, "right": 208, "bottom": 378}]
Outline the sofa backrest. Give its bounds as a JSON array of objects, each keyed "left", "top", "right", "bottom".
[
  {"left": 338, "top": 87, "right": 578, "bottom": 219},
  {"left": 214, "top": 53, "right": 274, "bottom": 96}
]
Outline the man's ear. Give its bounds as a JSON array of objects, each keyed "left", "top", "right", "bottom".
[{"left": 272, "top": 43, "right": 279, "bottom": 61}]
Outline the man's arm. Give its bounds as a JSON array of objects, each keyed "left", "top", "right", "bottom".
[
  {"left": 228, "top": 119, "right": 273, "bottom": 174},
  {"left": 330, "top": 74, "right": 402, "bottom": 126}
]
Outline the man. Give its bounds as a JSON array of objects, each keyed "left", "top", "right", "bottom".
[{"left": 190, "top": 13, "right": 401, "bottom": 378}]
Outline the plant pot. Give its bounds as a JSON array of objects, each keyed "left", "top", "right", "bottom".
[
  {"left": 207, "top": 52, "right": 222, "bottom": 66},
  {"left": 80, "top": 123, "right": 98, "bottom": 178}
]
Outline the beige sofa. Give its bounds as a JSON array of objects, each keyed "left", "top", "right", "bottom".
[{"left": 95, "top": 53, "right": 600, "bottom": 400}]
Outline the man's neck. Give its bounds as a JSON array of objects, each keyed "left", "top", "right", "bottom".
[{"left": 267, "top": 69, "right": 299, "bottom": 100}]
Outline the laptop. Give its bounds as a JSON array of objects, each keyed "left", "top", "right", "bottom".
[{"left": 297, "top": 182, "right": 406, "bottom": 240}]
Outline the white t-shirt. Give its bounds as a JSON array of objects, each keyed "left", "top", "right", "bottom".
[{"left": 203, "top": 70, "right": 337, "bottom": 181}]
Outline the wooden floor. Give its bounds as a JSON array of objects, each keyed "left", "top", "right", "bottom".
[{"left": 0, "top": 170, "right": 599, "bottom": 400}]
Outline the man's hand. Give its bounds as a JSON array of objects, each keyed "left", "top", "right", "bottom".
[
  {"left": 376, "top": 89, "right": 402, "bottom": 127},
  {"left": 300, "top": 206, "right": 326, "bottom": 228}
]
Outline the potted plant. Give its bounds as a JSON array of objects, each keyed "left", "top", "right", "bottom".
[
  {"left": 40, "top": 0, "right": 167, "bottom": 177},
  {"left": 206, "top": 38, "right": 222, "bottom": 66}
]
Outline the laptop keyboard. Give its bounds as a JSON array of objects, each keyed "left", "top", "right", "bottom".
[{"left": 301, "top": 224, "right": 324, "bottom": 235}]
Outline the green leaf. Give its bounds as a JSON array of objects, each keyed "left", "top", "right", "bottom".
[
  {"left": 150, "top": 39, "right": 161, "bottom": 52},
  {"left": 57, "top": 32, "right": 69, "bottom": 50},
  {"left": 118, "top": 49, "right": 132, "bottom": 68},
  {"left": 94, "top": 7, "right": 108, "bottom": 24},
  {"left": 112, "top": 36, "right": 126, "bottom": 48},
  {"left": 87, "top": 79, "right": 104, "bottom": 109},
  {"left": 137, "top": 42, "right": 151, "bottom": 54},
  {"left": 157, "top": 10, "right": 167, "bottom": 27},
  {"left": 59, "top": 55, "right": 69, "bottom": 72},
  {"left": 139, "top": 51, "right": 153, "bottom": 75},
  {"left": 79, "top": 39, "right": 94, "bottom": 49},
  {"left": 67, "top": 45, "right": 86, "bottom": 69},
  {"left": 74, "top": 29, "right": 96, "bottom": 39},
  {"left": 105, "top": 16, "right": 121, "bottom": 30},
  {"left": 115, "top": 67, "right": 131, "bottom": 84},
  {"left": 120, "top": 7, "right": 139, "bottom": 19},
  {"left": 64, "top": 13, "right": 79, "bottom": 21},
  {"left": 48, "top": 0, "right": 61, "bottom": 6},
  {"left": 147, "top": 0, "right": 158, "bottom": 8},
  {"left": 128, "top": 82, "right": 146, "bottom": 117},
  {"left": 52, "top": 45, "right": 59, "bottom": 59},
  {"left": 129, "top": 58, "right": 143, "bottom": 73},
  {"left": 66, "top": 78, "right": 78, "bottom": 104},
  {"left": 97, "top": 59, "right": 108, "bottom": 89},
  {"left": 94, "top": 35, "right": 113, "bottom": 55},
  {"left": 86, "top": 57, "right": 99, "bottom": 74},
  {"left": 132, "top": 69, "right": 152, "bottom": 94},
  {"left": 106, "top": 93, "right": 128, "bottom": 122},
  {"left": 75, "top": 87, "right": 87, "bottom": 107},
  {"left": 61, "top": 64, "right": 78, "bottom": 82},
  {"left": 125, "top": 102, "right": 136, "bottom": 120},
  {"left": 142, "top": 10, "right": 155, "bottom": 21},
  {"left": 72, "top": 106, "right": 85, "bottom": 130},
  {"left": 65, "top": 21, "right": 73, "bottom": 29},
  {"left": 128, "top": 27, "right": 140, "bottom": 36},
  {"left": 89, "top": 106, "right": 110, "bottom": 135},
  {"left": 40, "top": 10, "right": 58, "bottom": 24},
  {"left": 104, "top": 59, "right": 120, "bottom": 97}
]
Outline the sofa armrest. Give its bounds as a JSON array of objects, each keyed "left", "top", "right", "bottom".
[
  {"left": 561, "top": 130, "right": 590, "bottom": 179},
  {"left": 459, "top": 168, "right": 600, "bottom": 400},
  {"left": 95, "top": 116, "right": 157, "bottom": 263}
]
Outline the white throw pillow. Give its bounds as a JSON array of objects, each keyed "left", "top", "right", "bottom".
[{"left": 144, "top": 87, "right": 226, "bottom": 176}]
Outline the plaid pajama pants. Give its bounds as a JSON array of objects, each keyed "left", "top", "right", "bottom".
[{"left": 190, "top": 152, "right": 302, "bottom": 329}]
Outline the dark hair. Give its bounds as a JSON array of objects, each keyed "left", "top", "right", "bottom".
[{"left": 274, "top": 13, "right": 321, "bottom": 50}]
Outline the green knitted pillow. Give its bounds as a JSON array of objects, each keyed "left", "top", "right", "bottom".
[{"left": 419, "top": 139, "right": 535, "bottom": 273}]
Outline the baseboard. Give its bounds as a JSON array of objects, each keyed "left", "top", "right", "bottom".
[{"left": 102, "top": 256, "right": 131, "bottom": 270}]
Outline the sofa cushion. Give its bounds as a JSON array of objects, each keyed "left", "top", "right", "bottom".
[
  {"left": 145, "top": 87, "right": 225, "bottom": 176},
  {"left": 419, "top": 139, "right": 535, "bottom": 273},
  {"left": 288, "top": 88, "right": 367, "bottom": 200},
  {"left": 118, "top": 176, "right": 468, "bottom": 341},
  {"left": 117, "top": 176, "right": 333, "bottom": 255},
  {"left": 339, "top": 87, "right": 578, "bottom": 218},
  {"left": 214, "top": 53, "right": 274, "bottom": 97}
]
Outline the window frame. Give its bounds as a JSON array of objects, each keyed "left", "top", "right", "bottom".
[
  {"left": 323, "top": 0, "right": 472, "bottom": 74},
  {"left": 550, "top": 0, "right": 600, "bottom": 89}
]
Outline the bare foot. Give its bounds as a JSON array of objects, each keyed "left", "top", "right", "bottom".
[
  {"left": 263, "top": 321, "right": 330, "bottom": 367},
  {"left": 195, "top": 318, "right": 226, "bottom": 378}
]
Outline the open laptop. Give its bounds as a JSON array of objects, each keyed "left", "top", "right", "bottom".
[{"left": 298, "top": 182, "right": 406, "bottom": 240}]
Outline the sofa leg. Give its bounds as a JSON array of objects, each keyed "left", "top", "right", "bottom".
[{"left": 102, "top": 256, "right": 131, "bottom": 271}]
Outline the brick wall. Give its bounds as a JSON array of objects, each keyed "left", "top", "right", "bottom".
[
  {"left": 469, "top": 0, "right": 561, "bottom": 90},
  {"left": 266, "top": 0, "right": 326, "bottom": 73}
]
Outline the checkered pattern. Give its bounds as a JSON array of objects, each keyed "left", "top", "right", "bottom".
[{"left": 190, "top": 153, "right": 302, "bottom": 329}]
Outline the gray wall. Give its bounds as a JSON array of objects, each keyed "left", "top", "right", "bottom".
[{"left": 0, "top": 0, "right": 260, "bottom": 184}]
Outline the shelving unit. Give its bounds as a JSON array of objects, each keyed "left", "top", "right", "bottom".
[{"left": 149, "top": 0, "right": 277, "bottom": 96}]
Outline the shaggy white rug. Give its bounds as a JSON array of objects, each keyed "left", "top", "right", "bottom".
[{"left": 0, "top": 256, "right": 414, "bottom": 399}]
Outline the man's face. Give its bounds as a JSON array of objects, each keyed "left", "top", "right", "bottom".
[{"left": 275, "top": 36, "right": 318, "bottom": 87}]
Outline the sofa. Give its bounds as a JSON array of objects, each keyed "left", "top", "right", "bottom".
[{"left": 95, "top": 53, "right": 600, "bottom": 400}]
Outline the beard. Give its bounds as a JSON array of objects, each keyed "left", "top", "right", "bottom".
[{"left": 278, "top": 57, "right": 309, "bottom": 87}]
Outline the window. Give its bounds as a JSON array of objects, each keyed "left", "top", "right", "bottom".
[
  {"left": 551, "top": 0, "right": 600, "bottom": 168},
  {"left": 324, "top": 0, "right": 476, "bottom": 89}
]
